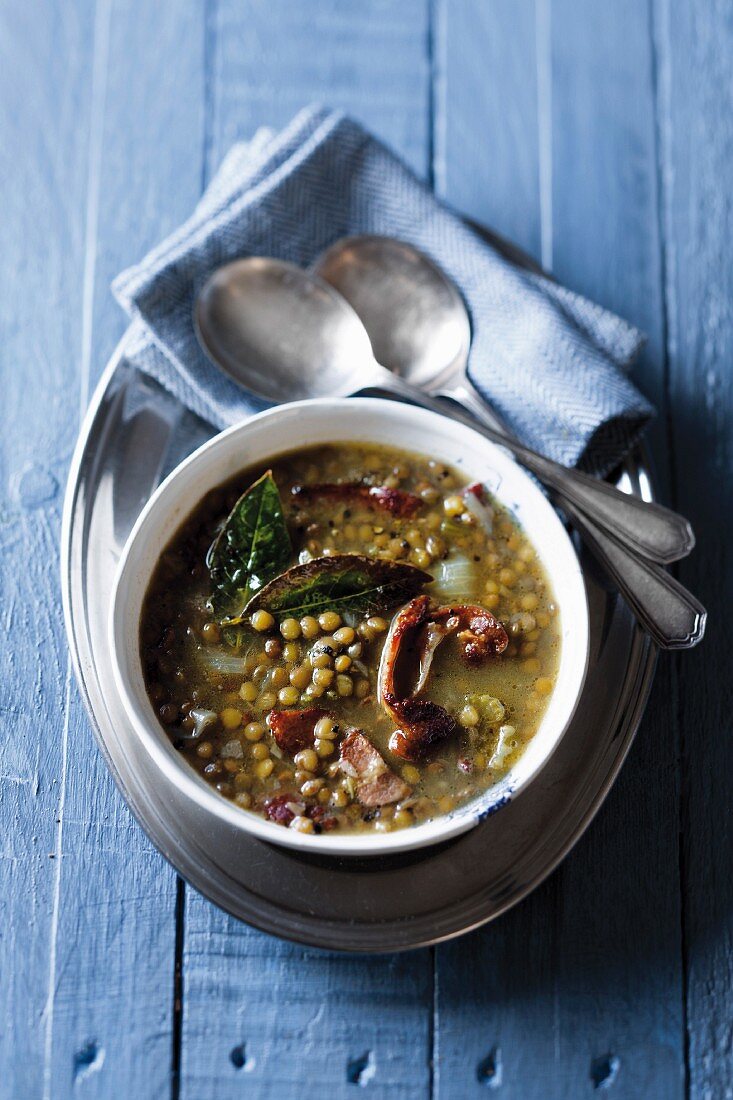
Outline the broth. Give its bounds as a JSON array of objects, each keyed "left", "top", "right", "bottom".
[{"left": 140, "top": 443, "right": 560, "bottom": 835}]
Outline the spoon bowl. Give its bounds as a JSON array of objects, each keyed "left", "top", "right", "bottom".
[
  {"left": 193, "top": 244, "right": 704, "bottom": 649},
  {"left": 313, "top": 235, "right": 470, "bottom": 386},
  {"left": 195, "top": 257, "right": 374, "bottom": 401},
  {"left": 311, "top": 235, "right": 699, "bottom": 573}
]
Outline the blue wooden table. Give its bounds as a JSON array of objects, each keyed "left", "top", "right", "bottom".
[{"left": 2, "top": 1, "right": 730, "bottom": 1097}]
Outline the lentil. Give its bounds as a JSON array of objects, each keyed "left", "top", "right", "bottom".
[
  {"left": 300, "top": 615, "right": 320, "bottom": 639},
  {"left": 251, "top": 610, "right": 275, "bottom": 632},
  {"left": 280, "top": 617, "right": 301, "bottom": 640},
  {"left": 142, "top": 441, "right": 560, "bottom": 836}
]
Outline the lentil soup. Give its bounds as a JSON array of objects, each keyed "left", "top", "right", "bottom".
[{"left": 140, "top": 443, "right": 560, "bottom": 836}]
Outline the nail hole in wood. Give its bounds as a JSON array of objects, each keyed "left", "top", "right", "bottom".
[
  {"left": 476, "top": 1046, "right": 502, "bottom": 1088},
  {"left": 230, "top": 1043, "right": 253, "bottom": 1071},
  {"left": 347, "top": 1050, "right": 376, "bottom": 1085},
  {"left": 73, "top": 1040, "right": 103, "bottom": 1081},
  {"left": 591, "top": 1053, "right": 619, "bottom": 1089}
]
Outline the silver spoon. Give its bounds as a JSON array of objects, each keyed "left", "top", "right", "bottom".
[
  {"left": 312, "top": 235, "right": 694, "bottom": 567},
  {"left": 195, "top": 257, "right": 705, "bottom": 649}
]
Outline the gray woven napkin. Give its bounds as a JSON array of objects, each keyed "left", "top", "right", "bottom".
[{"left": 114, "top": 105, "right": 652, "bottom": 474}]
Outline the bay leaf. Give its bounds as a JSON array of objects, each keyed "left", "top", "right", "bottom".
[
  {"left": 242, "top": 553, "right": 432, "bottom": 621},
  {"left": 207, "top": 470, "right": 292, "bottom": 620}
]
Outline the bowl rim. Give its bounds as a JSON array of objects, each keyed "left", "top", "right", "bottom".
[{"left": 109, "top": 397, "right": 590, "bottom": 856}]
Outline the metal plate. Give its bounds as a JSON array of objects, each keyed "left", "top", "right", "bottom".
[{"left": 61, "top": 333, "right": 657, "bottom": 953}]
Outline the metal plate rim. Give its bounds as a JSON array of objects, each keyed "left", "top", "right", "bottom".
[{"left": 61, "top": 332, "right": 658, "bottom": 953}]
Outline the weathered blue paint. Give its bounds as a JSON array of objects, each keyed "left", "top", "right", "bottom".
[
  {"left": 0, "top": 0, "right": 730, "bottom": 1096},
  {"left": 0, "top": 5, "right": 97, "bottom": 1097},
  {"left": 179, "top": 5, "right": 435, "bottom": 1097},
  {"left": 432, "top": 4, "right": 683, "bottom": 1097},
  {"left": 39, "top": 3, "right": 209, "bottom": 1096},
  {"left": 655, "top": 3, "right": 733, "bottom": 1099}
]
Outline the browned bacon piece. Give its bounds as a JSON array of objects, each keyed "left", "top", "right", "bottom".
[
  {"left": 339, "top": 729, "right": 411, "bottom": 807},
  {"left": 291, "top": 482, "right": 422, "bottom": 518},
  {"left": 378, "top": 595, "right": 508, "bottom": 760},
  {"left": 263, "top": 793, "right": 297, "bottom": 825},
  {"left": 386, "top": 698, "right": 458, "bottom": 762},
  {"left": 309, "top": 805, "right": 338, "bottom": 831},
  {"left": 263, "top": 793, "right": 337, "bottom": 831},
  {"left": 266, "top": 708, "right": 327, "bottom": 755},
  {"left": 453, "top": 607, "right": 509, "bottom": 666}
]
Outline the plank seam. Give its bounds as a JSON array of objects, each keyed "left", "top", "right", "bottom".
[
  {"left": 649, "top": 0, "right": 678, "bottom": 513},
  {"left": 41, "top": 665, "right": 72, "bottom": 1100},
  {"left": 173, "top": 1, "right": 217, "bottom": 1088},
  {"left": 79, "top": 0, "right": 113, "bottom": 419},
  {"left": 427, "top": 0, "right": 437, "bottom": 190},
  {"left": 429, "top": 0, "right": 447, "bottom": 194},
  {"left": 429, "top": 945, "right": 436, "bottom": 1098},
  {"left": 201, "top": 0, "right": 218, "bottom": 192},
  {"left": 649, "top": 0, "right": 690, "bottom": 1096},
  {"left": 535, "top": 0, "right": 553, "bottom": 272},
  {"left": 171, "top": 877, "right": 186, "bottom": 1100},
  {"left": 42, "top": 0, "right": 112, "bottom": 1091}
]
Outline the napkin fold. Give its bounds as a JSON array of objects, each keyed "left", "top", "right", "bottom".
[{"left": 114, "top": 105, "right": 652, "bottom": 474}]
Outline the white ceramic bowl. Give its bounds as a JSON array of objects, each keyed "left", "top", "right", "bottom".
[{"left": 110, "top": 398, "right": 589, "bottom": 856}]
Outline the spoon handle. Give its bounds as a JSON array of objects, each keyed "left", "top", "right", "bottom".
[
  {"left": 370, "top": 370, "right": 705, "bottom": 649},
  {"left": 437, "top": 384, "right": 705, "bottom": 647},
  {"left": 442, "top": 380, "right": 694, "bottom": 565},
  {"left": 557, "top": 505, "right": 706, "bottom": 650}
]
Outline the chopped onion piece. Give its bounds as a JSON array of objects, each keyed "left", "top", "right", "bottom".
[
  {"left": 489, "top": 724, "right": 516, "bottom": 770},
  {"left": 431, "top": 555, "right": 479, "bottom": 602},
  {"left": 196, "top": 647, "right": 248, "bottom": 675},
  {"left": 186, "top": 708, "right": 218, "bottom": 740},
  {"left": 461, "top": 483, "right": 494, "bottom": 534}
]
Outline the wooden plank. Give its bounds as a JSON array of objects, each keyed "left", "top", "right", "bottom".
[
  {"left": 433, "top": 12, "right": 557, "bottom": 1096},
  {"left": 208, "top": 0, "right": 431, "bottom": 176},
  {"left": 433, "top": 1, "right": 685, "bottom": 1096},
  {"left": 36, "top": 1, "right": 208, "bottom": 1096},
  {"left": 0, "top": 3, "right": 96, "bottom": 1095},
  {"left": 179, "top": 3, "right": 435, "bottom": 1097},
  {"left": 549, "top": 0, "right": 670, "bottom": 468},
  {"left": 433, "top": 0, "right": 542, "bottom": 262},
  {"left": 80, "top": 0, "right": 209, "bottom": 392},
  {"left": 182, "top": 905, "right": 432, "bottom": 1098},
  {"left": 653, "top": 0, "right": 733, "bottom": 1094}
]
